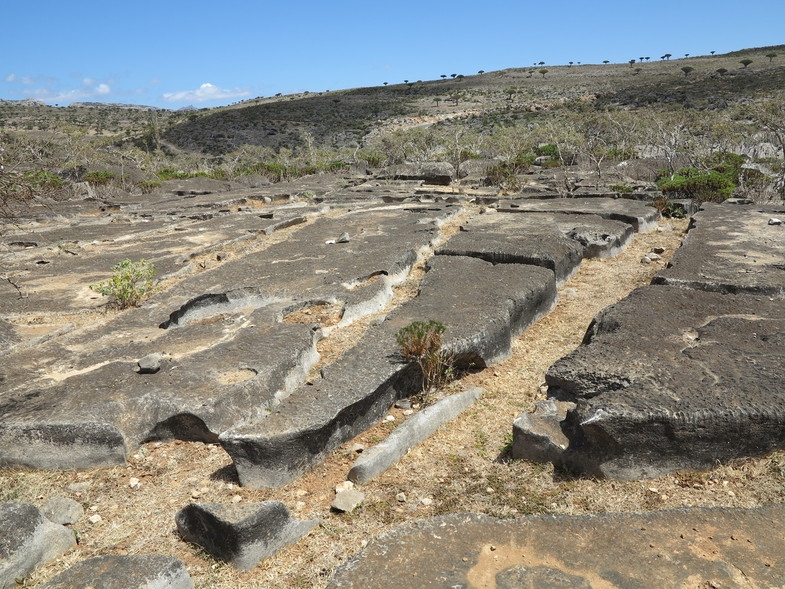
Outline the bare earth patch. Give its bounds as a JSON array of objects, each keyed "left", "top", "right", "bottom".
[{"left": 5, "top": 216, "right": 785, "bottom": 588}]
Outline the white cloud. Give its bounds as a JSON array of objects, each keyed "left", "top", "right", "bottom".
[
  {"left": 162, "top": 82, "right": 250, "bottom": 103},
  {"left": 83, "top": 77, "right": 94, "bottom": 86},
  {"left": 96, "top": 83, "right": 111, "bottom": 95},
  {"left": 5, "top": 73, "right": 15, "bottom": 82},
  {"left": 21, "top": 77, "right": 34, "bottom": 85}
]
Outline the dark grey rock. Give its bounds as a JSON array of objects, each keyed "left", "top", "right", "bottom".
[
  {"left": 348, "top": 388, "right": 484, "bottom": 483},
  {"left": 0, "top": 205, "right": 463, "bottom": 471},
  {"left": 545, "top": 285, "right": 785, "bottom": 479},
  {"left": 377, "top": 162, "right": 455, "bottom": 186},
  {"left": 221, "top": 256, "right": 556, "bottom": 488},
  {"left": 653, "top": 202, "right": 785, "bottom": 298},
  {"left": 175, "top": 501, "right": 317, "bottom": 570},
  {"left": 512, "top": 399, "right": 575, "bottom": 464},
  {"left": 0, "top": 502, "right": 75, "bottom": 589},
  {"left": 497, "top": 197, "right": 660, "bottom": 232},
  {"left": 437, "top": 228, "right": 583, "bottom": 285},
  {"left": 41, "top": 497, "right": 84, "bottom": 525},
  {"left": 328, "top": 507, "right": 785, "bottom": 588},
  {"left": 39, "top": 554, "right": 193, "bottom": 589}
]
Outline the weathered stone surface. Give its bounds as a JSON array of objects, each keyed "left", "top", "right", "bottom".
[
  {"left": 0, "top": 205, "right": 461, "bottom": 470},
  {"left": 41, "top": 496, "right": 84, "bottom": 525},
  {"left": 545, "top": 285, "right": 785, "bottom": 479},
  {"left": 512, "top": 398, "right": 575, "bottom": 464},
  {"left": 0, "top": 502, "right": 75, "bottom": 589},
  {"left": 0, "top": 306, "right": 318, "bottom": 469},
  {"left": 39, "top": 554, "right": 193, "bottom": 589},
  {"left": 328, "top": 506, "right": 785, "bottom": 588},
  {"left": 377, "top": 162, "right": 455, "bottom": 185},
  {"left": 497, "top": 197, "right": 661, "bottom": 232},
  {"left": 175, "top": 501, "right": 317, "bottom": 570},
  {"left": 331, "top": 489, "right": 365, "bottom": 513},
  {"left": 348, "top": 387, "right": 484, "bottom": 483},
  {"left": 653, "top": 202, "right": 785, "bottom": 298},
  {"left": 221, "top": 257, "right": 556, "bottom": 488},
  {"left": 437, "top": 226, "right": 583, "bottom": 285}
]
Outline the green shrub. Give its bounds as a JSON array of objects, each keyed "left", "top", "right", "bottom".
[
  {"left": 138, "top": 181, "right": 161, "bottom": 194},
  {"left": 360, "top": 151, "right": 386, "bottom": 168},
  {"left": 657, "top": 168, "right": 734, "bottom": 202},
  {"left": 90, "top": 259, "right": 156, "bottom": 309},
  {"left": 535, "top": 144, "right": 559, "bottom": 157},
  {"left": 396, "top": 320, "right": 454, "bottom": 401},
  {"left": 84, "top": 170, "right": 115, "bottom": 186},
  {"left": 23, "top": 170, "right": 63, "bottom": 191},
  {"left": 609, "top": 183, "right": 633, "bottom": 194}
]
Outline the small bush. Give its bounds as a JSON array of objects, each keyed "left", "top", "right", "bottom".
[
  {"left": 84, "top": 170, "right": 116, "bottom": 186},
  {"left": 609, "top": 183, "right": 633, "bottom": 194},
  {"left": 396, "top": 320, "right": 454, "bottom": 401},
  {"left": 651, "top": 196, "right": 685, "bottom": 218},
  {"left": 23, "top": 170, "right": 64, "bottom": 192},
  {"left": 138, "top": 181, "right": 161, "bottom": 194},
  {"left": 657, "top": 168, "right": 734, "bottom": 202},
  {"left": 90, "top": 259, "right": 156, "bottom": 309}
]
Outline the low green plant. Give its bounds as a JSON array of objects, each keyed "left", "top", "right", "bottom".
[
  {"left": 90, "top": 259, "right": 156, "bottom": 309},
  {"left": 23, "top": 169, "right": 64, "bottom": 191},
  {"left": 609, "top": 183, "right": 633, "bottom": 194},
  {"left": 138, "top": 181, "right": 161, "bottom": 193},
  {"left": 395, "top": 320, "right": 454, "bottom": 401},
  {"left": 83, "top": 170, "right": 115, "bottom": 186}
]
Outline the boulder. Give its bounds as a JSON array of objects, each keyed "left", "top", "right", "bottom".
[
  {"left": 544, "top": 285, "right": 785, "bottom": 479},
  {"left": 175, "top": 501, "right": 317, "bottom": 570},
  {"left": 0, "top": 502, "right": 75, "bottom": 589}
]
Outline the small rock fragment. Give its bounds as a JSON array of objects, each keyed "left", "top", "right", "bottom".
[
  {"left": 137, "top": 353, "right": 163, "bottom": 374},
  {"left": 332, "top": 489, "right": 365, "bottom": 513},
  {"left": 335, "top": 481, "right": 354, "bottom": 494},
  {"left": 396, "top": 492, "right": 407, "bottom": 503},
  {"left": 337, "top": 232, "right": 351, "bottom": 243},
  {"left": 769, "top": 218, "right": 783, "bottom": 226}
]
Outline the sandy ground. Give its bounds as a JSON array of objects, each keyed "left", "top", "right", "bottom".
[{"left": 5, "top": 213, "right": 785, "bottom": 588}]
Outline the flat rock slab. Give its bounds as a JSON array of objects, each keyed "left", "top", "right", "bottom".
[
  {"left": 175, "top": 501, "right": 318, "bottom": 570},
  {"left": 0, "top": 304, "right": 317, "bottom": 469},
  {"left": 497, "top": 197, "right": 660, "bottom": 232},
  {"left": 437, "top": 226, "right": 582, "bottom": 285},
  {"left": 221, "top": 257, "right": 557, "bottom": 488},
  {"left": 544, "top": 285, "right": 785, "bottom": 479},
  {"left": 39, "top": 554, "right": 193, "bottom": 589},
  {"left": 0, "top": 205, "right": 322, "bottom": 316},
  {"left": 0, "top": 206, "right": 459, "bottom": 470},
  {"left": 328, "top": 506, "right": 785, "bottom": 588},
  {"left": 0, "top": 501, "right": 75, "bottom": 589},
  {"left": 348, "top": 387, "right": 484, "bottom": 483},
  {"left": 653, "top": 202, "right": 785, "bottom": 298},
  {"left": 450, "top": 210, "right": 635, "bottom": 260}
]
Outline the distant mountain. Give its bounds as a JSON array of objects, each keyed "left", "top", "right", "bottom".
[
  {"left": 0, "top": 98, "right": 47, "bottom": 107},
  {"left": 68, "top": 102, "right": 164, "bottom": 111}
]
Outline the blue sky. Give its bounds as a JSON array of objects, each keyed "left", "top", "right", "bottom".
[{"left": 3, "top": 1, "right": 783, "bottom": 110}]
